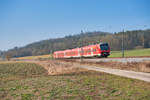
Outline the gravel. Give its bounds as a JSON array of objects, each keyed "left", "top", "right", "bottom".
[{"left": 84, "top": 57, "right": 150, "bottom": 63}]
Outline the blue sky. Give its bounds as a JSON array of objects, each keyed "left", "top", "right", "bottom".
[{"left": 0, "top": 0, "right": 150, "bottom": 50}]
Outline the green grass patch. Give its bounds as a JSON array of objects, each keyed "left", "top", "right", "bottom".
[
  {"left": 0, "top": 62, "right": 48, "bottom": 83},
  {"left": 110, "top": 48, "right": 150, "bottom": 57},
  {"left": 0, "top": 62, "right": 150, "bottom": 100}
]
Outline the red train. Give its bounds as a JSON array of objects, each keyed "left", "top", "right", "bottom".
[{"left": 53, "top": 43, "right": 110, "bottom": 59}]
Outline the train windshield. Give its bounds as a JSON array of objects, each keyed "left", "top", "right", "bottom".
[{"left": 100, "top": 43, "right": 109, "bottom": 50}]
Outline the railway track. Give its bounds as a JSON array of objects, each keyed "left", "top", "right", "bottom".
[
  {"left": 67, "top": 57, "right": 150, "bottom": 63},
  {"left": 84, "top": 57, "right": 150, "bottom": 63}
]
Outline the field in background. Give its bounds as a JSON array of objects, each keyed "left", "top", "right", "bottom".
[
  {"left": 14, "top": 48, "right": 150, "bottom": 60},
  {"left": 110, "top": 48, "right": 150, "bottom": 58},
  {"left": 0, "top": 61, "right": 150, "bottom": 100},
  {"left": 15, "top": 54, "right": 51, "bottom": 60}
]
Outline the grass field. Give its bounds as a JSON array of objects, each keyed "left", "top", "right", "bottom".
[
  {"left": 15, "top": 54, "right": 51, "bottom": 60},
  {"left": 109, "top": 48, "right": 150, "bottom": 58},
  {"left": 0, "top": 62, "right": 150, "bottom": 100}
]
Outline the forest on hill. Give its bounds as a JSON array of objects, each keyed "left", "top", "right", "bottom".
[{"left": 1, "top": 29, "right": 150, "bottom": 58}]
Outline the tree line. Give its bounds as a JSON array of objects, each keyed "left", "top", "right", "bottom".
[{"left": 0, "top": 29, "right": 150, "bottom": 58}]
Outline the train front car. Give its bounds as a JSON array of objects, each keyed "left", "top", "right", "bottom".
[{"left": 99, "top": 43, "right": 110, "bottom": 57}]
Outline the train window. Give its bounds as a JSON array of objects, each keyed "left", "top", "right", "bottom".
[
  {"left": 84, "top": 50, "right": 86, "bottom": 54},
  {"left": 73, "top": 51, "right": 76, "bottom": 55},
  {"left": 86, "top": 50, "right": 88, "bottom": 53},
  {"left": 88, "top": 49, "right": 91, "bottom": 53},
  {"left": 86, "top": 49, "right": 89, "bottom": 53},
  {"left": 93, "top": 49, "right": 96, "bottom": 52},
  {"left": 80, "top": 50, "right": 84, "bottom": 54},
  {"left": 100, "top": 43, "right": 109, "bottom": 50}
]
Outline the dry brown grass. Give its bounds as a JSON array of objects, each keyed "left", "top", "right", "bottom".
[
  {"left": 61, "top": 59, "right": 150, "bottom": 73},
  {"left": 139, "top": 61, "right": 150, "bottom": 72},
  {"left": 0, "top": 61, "right": 25, "bottom": 64},
  {"left": 87, "top": 61, "right": 150, "bottom": 73},
  {"left": 26, "top": 60, "right": 86, "bottom": 75}
]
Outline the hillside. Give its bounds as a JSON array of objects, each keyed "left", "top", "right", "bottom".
[{"left": 1, "top": 29, "right": 150, "bottom": 58}]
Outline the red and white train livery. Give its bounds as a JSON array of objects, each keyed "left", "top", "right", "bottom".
[{"left": 53, "top": 43, "right": 110, "bottom": 59}]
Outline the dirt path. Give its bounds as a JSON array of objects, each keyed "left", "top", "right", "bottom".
[{"left": 80, "top": 65, "right": 150, "bottom": 82}]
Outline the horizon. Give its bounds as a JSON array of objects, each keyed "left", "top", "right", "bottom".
[{"left": 0, "top": 0, "right": 150, "bottom": 51}]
